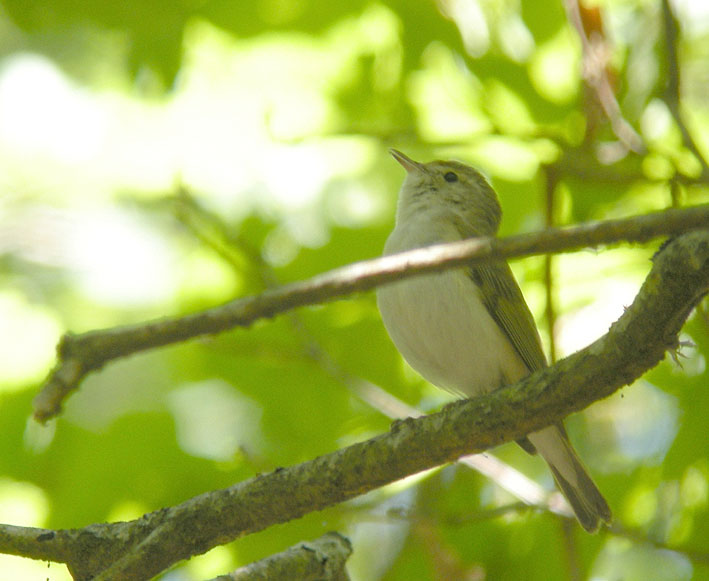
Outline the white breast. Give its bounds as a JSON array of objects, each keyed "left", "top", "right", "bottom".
[{"left": 377, "top": 217, "right": 528, "bottom": 397}]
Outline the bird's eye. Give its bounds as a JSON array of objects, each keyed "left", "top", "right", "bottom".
[{"left": 443, "top": 171, "right": 458, "bottom": 183}]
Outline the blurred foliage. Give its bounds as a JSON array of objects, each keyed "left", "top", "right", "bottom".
[{"left": 0, "top": 0, "right": 708, "bottom": 579}]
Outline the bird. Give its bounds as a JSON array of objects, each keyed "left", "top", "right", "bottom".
[{"left": 376, "top": 149, "right": 611, "bottom": 532}]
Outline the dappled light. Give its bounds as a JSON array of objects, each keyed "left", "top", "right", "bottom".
[{"left": 0, "top": 0, "right": 708, "bottom": 579}]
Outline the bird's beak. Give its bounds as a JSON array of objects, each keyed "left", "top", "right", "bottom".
[{"left": 389, "top": 149, "right": 424, "bottom": 173}]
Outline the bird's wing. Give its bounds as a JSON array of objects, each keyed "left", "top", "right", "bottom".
[
  {"left": 468, "top": 261, "right": 547, "bottom": 373},
  {"left": 448, "top": 214, "right": 547, "bottom": 373},
  {"left": 452, "top": 220, "right": 556, "bottom": 454}
]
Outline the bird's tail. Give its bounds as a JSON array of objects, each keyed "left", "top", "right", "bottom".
[{"left": 527, "top": 425, "right": 612, "bottom": 533}]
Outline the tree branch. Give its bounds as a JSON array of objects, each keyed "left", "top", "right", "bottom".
[
  {"left": 208, "top": 531, "right": 352, "bottom": 581},
  {"left": 34, "top": 205, "right": 709, "bottom": 422},
  {"left": 6, "top": 230, "right": 706, "bottom": 579},
  {"left": 565, "top": 0, "right": 645, "bottom": 154},
  {"left": 660, "top": 0, "right": 709, "bottom": 180}
]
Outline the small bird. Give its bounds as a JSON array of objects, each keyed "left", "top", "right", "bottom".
[{"left": 377, "top": 149, "right": 611, "bottom": 532}]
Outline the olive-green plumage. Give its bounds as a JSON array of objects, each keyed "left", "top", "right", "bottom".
[{"left": 377, "top": 149, "right": 611, "bottom": 532}]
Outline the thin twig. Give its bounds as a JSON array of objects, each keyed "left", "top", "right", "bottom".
[
  {"left": 661, "top": 0, "right": 709, "bottom": 180},
  {"left": 564, "top": 0, "right": 646, "bottom": 153},
  {"left": 609, "top": 522, "right": 709, "bottom": 566},
  {"left": 33, "top": 205, "right": 709, "bottom": 422},
  {"left": 560, "top": 517, "right": 583, "bottom": 581},
  {"left": 544, "top": 166, "right": 559, "bottom": 363}
]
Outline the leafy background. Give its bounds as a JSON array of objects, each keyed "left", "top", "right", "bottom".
[{"left": 0, "top": 0, "right": 708, "bottom": 579}]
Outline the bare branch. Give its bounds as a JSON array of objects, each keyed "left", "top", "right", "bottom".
[
  {"left": 208, "top": 532, "right": 352, "bottom": 581},
  {"left": 661, "top": 0, "right": 709, "bottom": 179},
  {"left": 609, "top": 522, "right": 709, "bottom": 566},
  {"left": 7, "top": 230, "right": 706, "bottom": 579},
  {"left": 34, "top": 206, "right": 709, "bottom": 422},
  {"left": 564, "top": 0, "right": 645, "bottom": 154}
]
